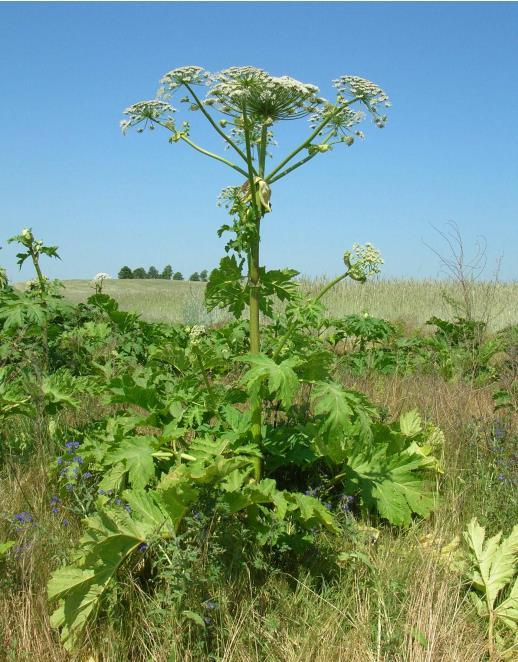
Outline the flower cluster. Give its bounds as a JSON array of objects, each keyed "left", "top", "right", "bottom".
[
  {"left": 26, "top": 276, "right": 49, "bottom": 292},
  {"left": 206, "top": 66, "right": 322, "bottom": 122},
  {"left": 120, "top": 100, "right": 176, "bottom": 134},
  {"left": 93, "top": 272, "right": 111, "bottom": 282},
  {"left": 159, "top": 65, "right": 209, "bottom": 94},
  {"left": 187, "top": 324, "right": 207, "bottom": 347},
  {"left": 343, "top": 242, "right": 384, "bottom": 282},
  {"left": 333, "top": 75, "right": 390, "bottom": 127}
]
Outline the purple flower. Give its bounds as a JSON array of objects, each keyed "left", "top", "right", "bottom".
[
  {"left": 115, "top": 498, "right": 122, "bottom": 506},
  {"left": 498, "top": 474, "right": 505, "bottom": 482},
  {"left": 50, "top": 496, "right": 60, "bottom": 505},
  {"left": 65, "top": 483, "right": 74, "bottom": 491},
  {"left": 203, "top": 616, "right": 212, "bottom": 626},
  {"left": 83, "top": 471, "right": 93, "bottom": 479},
  {"left": 51, "top": 507, "right": 60, "bottom": 515},
  {"left": 59, "top": 469, "right": 68, "bottom": 477},
  {"left": 65, "top": 440, "right": 81, "bottom": 450},
  {"left": 202, "top": 600, "right": 218, "bottom": 610},
  {"left": 124, "top": 504, "right": 132, "bottom": 513},
  {"left": 72, "top": 456, "right": 83, "bottom": 464},
  {"left": 62, "top": 519, "right": 69, "bottom": 527},
  {"left": 138, "top": 543, "right": 148, "bottom": 553},
  {"left": 57, "top": 457, "right": 63, "bottom": 465},
  {"left": 324, "top": 502, "right": 333, "bottom": 511},
  {"left": 13, "top": 512, "right": 33, "bottom": 524},
  {"left": 98, "top": 489, "right": 106, "bottom": 495}
]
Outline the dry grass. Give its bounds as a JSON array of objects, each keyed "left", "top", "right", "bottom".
[
  {"left": 1, "top": 368, "right": 501, "bottom": 661},
  {"left": 29, "top": 278, "right": 518, "bottom": 330}
]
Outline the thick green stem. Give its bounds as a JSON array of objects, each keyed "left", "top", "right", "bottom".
[
  {"left": 30, "top": 250, "right": 49, "bottom": 371},
  {"left": 242, "top": 110, "right": 264, "bottom": 463}
]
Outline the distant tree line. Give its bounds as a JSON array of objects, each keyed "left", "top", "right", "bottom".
[{"left": 118, "top": 265, "right": 209, "bottom": 282}]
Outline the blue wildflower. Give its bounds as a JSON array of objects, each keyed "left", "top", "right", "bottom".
[
  {"left": 202, "top": 600, "right": 218, "bottom": 610},
  {"left": 65, "top": 483, "right": 74, "bottom": 491},
  {"left": 498, "top": 474, "right": 505, "bottom": 481},
  {"left": 324, "top": 502, "right": 333, "bottom": 511},
  {"left": 57, "top": 457, "right": 63, "bottom": 465},
  {"left": 203, "top": 616, "right": 212, "bottom": 626},
  {"left": 73, "top": 456, "right": 83, "bottom": 464},
  {"left": 124, "top": 504, "right": 132, "bottom": 513},
  {"left": 98, "top": 489, "right": 106, "bottom": 495},
  {"left": 59, "top": 469, "right": 68, "bottom": 477},
  {"left": 83, "top": 471, "right": 93, "bottom": 479},
  {"left": 62, "top": 519, "right": 69, "bottom": 527},
  {"left": 13, "top": 512, "right": 33, "bottom": 524},
  {"left": 115, "top": 498, "right": 122, "bottom": 506},
  {"left": 138, "top": 543, "right": 148, "bottom": 553},
  {"left": 51, "top": 507, "right": 60, "bottom": 515},
  {"left": 50, "top": 496, "right": 60, "bottom": 505}
]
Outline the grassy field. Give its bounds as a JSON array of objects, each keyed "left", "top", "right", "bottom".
[{"left": 56, "top": 278, "right": 518, "bottom": 329}]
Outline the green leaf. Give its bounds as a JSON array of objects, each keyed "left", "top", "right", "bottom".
[
  {"left": 399, "top": 409, "right": 422, "bottom": 437},
  {"left": 105, "top": 436, "right": 158, "bottom": 490},
  {"left": 464, "top": 519, "right": 518, "bottom": 612},
  {"left": 182, "top": 610, "right": 206, "bottom": 627},
  {"left": 312, "top": 381, "right": 375, "bottom": 444},
  {"left": 48, "top": 509, "right": 149, "bottom": 650},
  {"left": 0, "top": 540, "right": 15, "bottom": 555},
  {"left": 237, "top": 353, "right": 301, "bottom": 407},
  {"left": 345, "top": 445, "right": 437, "bottom": 526},
  {"left": 205, "top": 255, "right": 248, "bottom": 318},
  {"left": 494, "top": 575, "right": 518, "bottom": 631}
]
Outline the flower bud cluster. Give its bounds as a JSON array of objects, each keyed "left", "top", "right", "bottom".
[{"left": 343, "top": 242, "right": 384, "bottom": 282}]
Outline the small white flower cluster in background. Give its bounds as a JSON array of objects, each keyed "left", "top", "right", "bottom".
[
  {"left": 186, "top": 324, "right": 207, "bottom": 347},
  {"left": 343, "top": 242, "right": 384, "bottom": 282},
  {"left": 93, "top": 273, "right": 111, "bottom": 282},
  {"left": 91, "top": 273, "right": 111, "bottom": 293},
  {"left": 26, "top": 276, "right": 49, "bottom": 292}
]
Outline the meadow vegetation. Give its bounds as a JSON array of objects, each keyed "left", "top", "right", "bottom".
[{"left": 1, "top": 64, "right": 517, "bottom": 661}]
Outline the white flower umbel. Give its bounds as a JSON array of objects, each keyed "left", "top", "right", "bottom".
[
  {"left": 206, "top": 67, "right": 322, "bottom": 122},
  {"left": 159, "top": 66, "right": 209, "bottom": 94},
  {"left": 120, "top": 100, "right": 176, "bottom": 134},
  {"left": 343, "top": 242, "right": 384, "bottom": 282},
  {"left": 91, "top": 272, "right": 111, "bottom": 294},
  {"left": 188, "top": 324, "right": 207, "bottom": 347},
  {"left": 333, "top": 76, "right": 391, "bottom": 127},
  {"left": 93, "top": 273, "right": 111, "bottom": 282}
]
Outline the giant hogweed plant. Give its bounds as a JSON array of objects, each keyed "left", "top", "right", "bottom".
[{"left": 46, "top": 67, "right": 444, "bottom": 650}]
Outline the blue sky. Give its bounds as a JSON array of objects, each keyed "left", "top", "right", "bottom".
[{"left": 1, "top": 2, "right": 517, "bottom": 281}]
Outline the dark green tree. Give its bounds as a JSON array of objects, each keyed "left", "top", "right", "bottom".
[
  {"left": 199, "top": 269, "right": 208, "bottom": 282},
  {"left": 148, "top": 265, "right": 159, "bottom": 279},
  {"left": 118, "top": 266, "right": 133, "bottom": 279},
  {"left": 172, "top": 271, "right": 184, "bottom": 281},
  {"left": 189, "top": 272, "right": 201, "bottom": 281},
  {"left": 132, "top": 267, "right": 147, "bottom": 279},
  {"left": 161, "top": 264, "right": 173, "bottom": 280}
]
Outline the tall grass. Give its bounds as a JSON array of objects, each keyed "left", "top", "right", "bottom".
[
  {"left": 51, "top": 278, "right": 518, "bottom": 330},
  {"left": 2, "top": 369, "right": 513, "bottom": 660}
]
